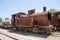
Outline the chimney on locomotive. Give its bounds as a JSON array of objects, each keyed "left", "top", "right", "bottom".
[
  {"left": 43, "top": 7, "right": 46, "bottom": 12},
  {"left": 28, "top": 9, "right": 35, "bottom": 15}
]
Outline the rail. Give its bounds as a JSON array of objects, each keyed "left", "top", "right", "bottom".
[{"left": 0, "top": 32, "right": 18, "bottom": 40}]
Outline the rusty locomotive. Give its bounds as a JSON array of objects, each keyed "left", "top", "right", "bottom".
[
  {"left": 11, "top": 7, "right": 56, "bottom": 33},
  {"left": 2, "top": 7, "right": 60, "bottom": 34}
]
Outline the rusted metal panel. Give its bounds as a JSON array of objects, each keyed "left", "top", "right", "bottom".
[
  {"left": 19, "top": 17, "right": 33, "bottom": 27},
  {"left": 14, "top": 14, "right": 33, "bottom": 28}
]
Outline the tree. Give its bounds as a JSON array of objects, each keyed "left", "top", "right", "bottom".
[
  {"left": 58, "top": 15, "right": 60, "bottom": 19},
  {"left": 48, "top": 8, "right": 57, "bottom": 14},
  {"left": 0, "top": 17, "right": 2, "bottom": 22},
  {"left": 5, "top": 18, "right": 10, "bottom": 20}
]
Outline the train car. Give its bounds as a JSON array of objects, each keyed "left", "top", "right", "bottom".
[
  {"left": 11, "top": 7, "right": 54, "bottom": 34},
  {"left": 51, "top": 11, "right": 60, "bottom": 30},
  {"left": 2, "top": 19, "right": 11, "bottom": 29}
]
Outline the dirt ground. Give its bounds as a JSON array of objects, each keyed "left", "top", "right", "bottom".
[{"left": 0, "top": 28, "right": 60, "bottom": 40}]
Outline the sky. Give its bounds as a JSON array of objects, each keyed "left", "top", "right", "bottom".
[{"left": 0, "top": 0, "right": 60, "bottom": 19}]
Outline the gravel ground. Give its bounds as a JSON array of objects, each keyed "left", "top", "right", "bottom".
[{"left": 0, "top": 28, "right": 60, "bottom": 40}]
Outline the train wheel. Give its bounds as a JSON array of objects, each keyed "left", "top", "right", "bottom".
[
  {"left": 24, "top": 28, "right": 29, "bottom": 32},
  {"left": 29, "top": 27, "right": 33, "bottom": 32},
  {"left": 12, "top": 27, "right": 16, "bottom": 31},
  {"left": 4, "top": 26, "right": 8, "bottom": 29},
  {"left": 32, "top": 27, "right": 39, "bottom": 33}
]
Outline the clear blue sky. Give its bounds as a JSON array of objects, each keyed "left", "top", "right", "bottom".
[{"left": 0, "top": 0, "right": 60, "bottom": 19}]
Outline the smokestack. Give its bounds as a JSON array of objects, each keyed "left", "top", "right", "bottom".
[
  {"left": 43, "top": 7, "right": 46, "bottom": 12},
  {"left": 28, "top": 9, "right": 35, "bottom": 15}
]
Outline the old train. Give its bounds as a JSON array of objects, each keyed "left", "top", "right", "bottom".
[
  {"left": 2, "top": 7, "right": 60, "bottom": 34},
  {"left": 51, "top": 11, "right": 60, "bottom": 30},
  {"left": 2, "top": 19, "right": 11, "bottom": 29},
  {"left": 11, "top": 7, "right": 55, "bottom": 33}
]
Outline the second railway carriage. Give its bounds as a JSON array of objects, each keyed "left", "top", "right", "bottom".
[
  {"left": 2, "top": 19, "right": 11, "bottom": 28},
  {"left": 51, "top": 11, "right": 60, "bottom": 30}
]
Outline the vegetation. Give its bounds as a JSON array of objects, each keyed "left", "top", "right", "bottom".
[
  {"left": 58, "top": 15, "right": 60, "bottom": 19},
  {"left": 0, "top": 17, "right": 2, "bottom": 22},
  {"left": 48, "top": 8, "right": 57, "bottom": 14},
  {"left": 5, "top": 18, "right": 10, "bottom": 20},
  {"left": 48, "top": 8, "right": 60, "bottom": 19}
]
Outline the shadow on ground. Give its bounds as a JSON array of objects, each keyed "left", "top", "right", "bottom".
[
  {"left": 56, "top": 29, "right": 60, "bottom": 32},
  {"left": 8, "top": 30, "right": 51, "bottom": 38}
]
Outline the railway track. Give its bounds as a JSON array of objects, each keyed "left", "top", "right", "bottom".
[
  {"left": 51, "top": 34, "right": 60, "bottom": 37},
  {"left": 51, "top": 32, "right": 60, "bottom": 37},
  {"left": 0, "top": 32, "right": 18, "bottom": 40}
]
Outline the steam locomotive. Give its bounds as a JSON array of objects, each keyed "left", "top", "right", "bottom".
[
  {"left": 2, "top": 7, "right": 60, "bottom": 34},
  {"left": 11, "top": 7, "right": 56, "bottom": 34}
]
